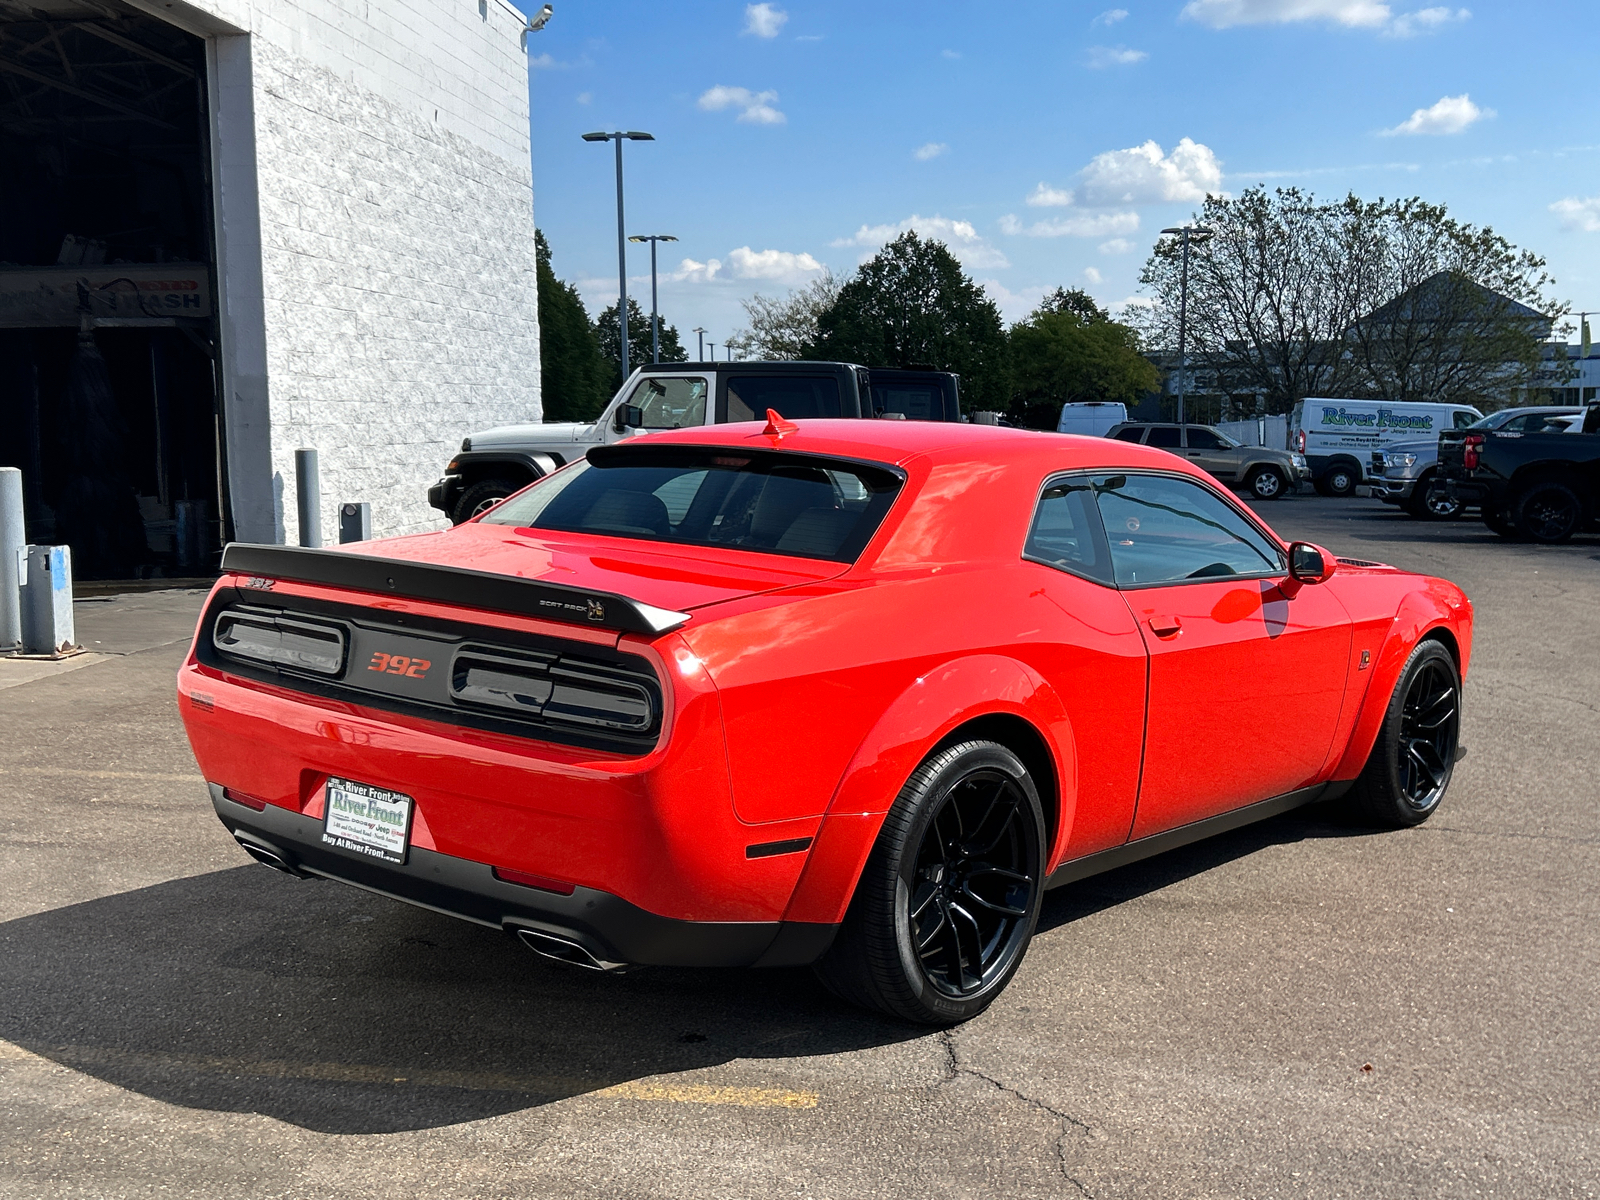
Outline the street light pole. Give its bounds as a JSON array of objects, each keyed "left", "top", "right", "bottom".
[
  {"left": 693, "top": 327, "right": 706, "bottom": 360},
  {"left": 707, "top": 341, "right": 715, "bottom": 361},
  {"left": 582, "top": 130, "right": 654, "bottom": 382},
  {"left": 628, "top": 234, "right": 678, "bottom": 363},
  {"left": 1160, "top": 224, "right": 1213, "bottom": 426}
]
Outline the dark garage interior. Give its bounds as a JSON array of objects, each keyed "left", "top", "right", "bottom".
[{"left": 0, "top": 0, "right": 224, "bottom": 580}]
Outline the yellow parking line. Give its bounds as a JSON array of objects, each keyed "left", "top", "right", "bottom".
[{"left": 0, "top": 1039, "right": 818, "bottom": 1109}]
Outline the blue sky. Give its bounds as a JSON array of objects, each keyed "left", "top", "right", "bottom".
[{"left": 515, "top": 1, "right": 1600, "bottom": 352}]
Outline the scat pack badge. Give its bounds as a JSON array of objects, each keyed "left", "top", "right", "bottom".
[{"left": 586, "top": 597, "right": 606, "bottom": 622}]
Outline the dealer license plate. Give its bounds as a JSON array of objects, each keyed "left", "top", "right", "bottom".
[{"left": 321, "top": 777, "right": 413, "bottom": 865}]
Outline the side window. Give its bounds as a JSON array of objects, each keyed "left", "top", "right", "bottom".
[
  {"left": 1184, "top": 428, "right": 1225, "bottom": 450},
  {"left": 1024, "top": 478, "right": 1113, "bottom": 584},
  {"left": 1452, "top": 411, "right": 1478, "bottom": 428},
  {"left": 630, "top": 377, "right": 708, "bottom": 429},
  {"left": 1146, "top": 426, "right": 1181, "bottom": 448},
  {"left": 1112, "top": 427, "right": 1146, "bottom": 443},
  {"left": 727, "top": 375, "right": 843, "bottom": 421},
  {"left": 1091, "top": 474, "right": 1283, "bottom": 586}
]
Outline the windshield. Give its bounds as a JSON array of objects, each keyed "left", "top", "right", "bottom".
[{"left": 482, "top": 447, "right": 904, "bottom": 562}]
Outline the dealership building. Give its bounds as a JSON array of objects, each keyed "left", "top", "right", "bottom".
[{"left": 0, "top": 0, "right": 541, "bottom": 577}]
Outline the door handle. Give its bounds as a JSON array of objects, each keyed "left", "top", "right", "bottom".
[{"left": 1147, "top": 615, "right": 1182, "bottom": 638}]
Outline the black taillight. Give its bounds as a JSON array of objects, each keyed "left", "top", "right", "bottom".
[
  {"left": 450, "top": 646, "right": 656, "bottom": 735},
  {"left": 213, "top": 609, "right": 346, "bottom": 676},
  {"left": 1462, "top": 434, "right": 1484, "bottom": 471}
]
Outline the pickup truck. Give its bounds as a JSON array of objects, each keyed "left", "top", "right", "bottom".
[
  {"left": 1440, "top": 405, "right": 1600, "bottom": 542},
  {"left": 429, "top": 360, "right": 962, "bottom": 524}
]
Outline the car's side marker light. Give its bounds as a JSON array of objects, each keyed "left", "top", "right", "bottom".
[
  {"left": 745, "top": 837, "right": 813, "bottom": 860},
  {"left": 493, "top": 867, "right": 577, "bottom": 896},
  {"left": 222, "top": 787, "right": 268, "bottom": 812}
]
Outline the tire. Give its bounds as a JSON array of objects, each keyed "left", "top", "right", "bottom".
[
  {"left": 1316, "top": 464, "right": 1357, "bottom": 498},
  {"left": 1483, "top": 509, "right": 1520, "bottom": 539},
  {"left": 1513, "top": 481, "right": 1583, "bottom": 544},
  {"left": 1347, "top": 639, "right": 1461, "bottom": 828},
  {"left": 451, "top": 477, "right": 522, "bottom": 525},
  {"left": 1405, "top": 474, "right": 1463, "bottom": 520},
  {"left": 813, "top": 740, "right": 1046, "bottom": 1025},
  {"left": 1246, "top": 466, "right": 1287, "bottom": 500}
]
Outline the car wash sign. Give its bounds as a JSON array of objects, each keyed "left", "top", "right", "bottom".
[{"left": 0, "top": 264, "right": 212, "bottom": 327}]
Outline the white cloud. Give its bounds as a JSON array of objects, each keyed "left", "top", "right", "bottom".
[
  {"left": 1387, "top": 6, "right": 1470, "bottom": 35},
  {"left": 1551, "top": 196, "right": 1600, "bottom": 233},
  {"left": 1043, "top": 138, "right": 1223, "bottom": 206},
  {"left": 1183, "top": 0, "right": 1391, "bottom": 27},
  {"left": 671, "top": 257, "right": 722, "bottom": 284},
  {"left": 1381, "top": 93, "right": 1492, "bottom": 136},
  {"left": 726, "top": 247, "right": 825, "bottom": 282},
  {"left": 1182, "top": 0, "right": 1470, "bottom": 34},
  {"left": 575, "top": 91, "right": 592, "bottom": 105},
  {"left": 742, "top": 3, "right": 788, "bottom": 37},
  {"left": 697, "top": 85, "right": 786, "bottom": 125},
  {"left": 834, "top": 214, "right": 1009, "bottom": 270},
  {"left": 977, "top": 279, "right": 1051, "bottom": 322},
  {"left": 942, "top": 48, "right": 961, "bottom": 59},
  {"left": 1087, "top": 45, "right": 1148, "bottom": 67},
  {"left": 914, "top": 142, "right": 949, "bottom": 161},
  {"left": 1099, "top": 237, "right": 1136, "bottom": 254},
  {"left": 1084, "top": 267, "right": 1104, "bottom": 285},
  {"left": 1093, "top": 8, "right": 1130, "bottom": 25},
  {"left": 1000, "top": 212, "right": 1142, "bottom": 238}
]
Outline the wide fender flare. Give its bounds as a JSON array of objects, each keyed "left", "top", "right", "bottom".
[
  {"left": 1329, "top": 591, "right": 1469, "bottom": 781},
  {"left": 782, "top": 654, "right": 1075, "bottom": 927}
]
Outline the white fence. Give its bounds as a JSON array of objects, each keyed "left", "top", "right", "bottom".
[{"left": 1216, "top": 415, "right": 1288, "bottom": 450}]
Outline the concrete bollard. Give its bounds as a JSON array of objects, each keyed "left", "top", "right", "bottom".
[
  {"left": 0, "top": 467, "right": 23, "bottom": 653},
  {"left": 21, "top": 545, "right": 76, "bottom": 656},
  {"left": 295, "top": 448, "right": 322, "bottom": 548},
  {"left": 339, "top": 502, "right": 372, "bottom": 544}
]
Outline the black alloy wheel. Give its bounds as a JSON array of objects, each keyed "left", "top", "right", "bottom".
[
  {"left": 1247, "top": 466, "right": 1287, "bottom": 500},
  {"left": 1349, "top": 639, "right": 1461, "bottom": 827},
  {"left": 1514, "top": 481, "right": 1583, "bottom": 544},
  {"left": 814, "top": 741, "right": 1045, "bottom": 1024}
]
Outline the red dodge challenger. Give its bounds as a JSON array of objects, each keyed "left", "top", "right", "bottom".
[{"left": 178, "top": 416, "right": 1471, "bottom": 1024}]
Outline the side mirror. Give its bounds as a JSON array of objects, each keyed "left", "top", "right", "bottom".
[
  {"left": 614, "top": 404, "right": 644, "bottom": 431},
  {"left": 1287, "top": 542, "right": 1336, "bottom": 584}
]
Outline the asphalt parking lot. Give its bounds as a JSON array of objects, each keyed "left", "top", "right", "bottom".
[{"left": 1, "top": 495, "right": 1596, "bottom": 1200}]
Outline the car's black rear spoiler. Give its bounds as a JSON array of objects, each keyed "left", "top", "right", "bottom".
[{"left": 218, "top": 544, "right": 691, "bottom": 636}]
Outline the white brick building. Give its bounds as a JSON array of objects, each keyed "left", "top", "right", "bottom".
[{"left": 0, "top": 0, "right": 541, "bottom": 573}]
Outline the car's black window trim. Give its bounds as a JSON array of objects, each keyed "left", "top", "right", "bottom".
[
  {"left": 1023, "top": 469, "right": 1288, "bottom": 591},
  {"left": 1022, "top": 471, "right": 1117, "bottom": 588}
]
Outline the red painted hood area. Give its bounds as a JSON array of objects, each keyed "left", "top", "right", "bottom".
[{"left": 340, "top": 522, "right": 847, "bottom": 613}]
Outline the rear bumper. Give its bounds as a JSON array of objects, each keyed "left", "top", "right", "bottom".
[
  {"left": 212, "top": 786, "right": 837, "bottom": 969},
  {"left": 1444, "top": 479, "right": 1494, "bottom": 505}
]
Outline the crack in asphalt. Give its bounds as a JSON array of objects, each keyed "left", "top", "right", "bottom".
[{"left": 937, "top": 1029, "right": 1096, "bottom": 1197}]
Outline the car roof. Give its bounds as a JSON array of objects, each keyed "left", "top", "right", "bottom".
[
  {"left": 640, "top": 360, "right": 865, "bottom": 374},
  {"left": 610, "top": 417, "right": 1205, "bottom": 474}
]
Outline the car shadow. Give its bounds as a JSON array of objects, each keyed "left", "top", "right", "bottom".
[
  {"left": 1037, "top": 801, "right": 1378, "bottom": 933},
  {"left": 0, "top": 866, "right": 917, "bottom": 1135}
]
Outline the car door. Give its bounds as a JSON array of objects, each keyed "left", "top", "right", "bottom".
[
  {"left": 1089, "top": 472, "right": 1352, "bottom": 838},
  {"left": 1182, "top": 427, "right": 1239, "bottom": 481},
  {"left": 1019, "top": 476, "right": 1148, "bottom": 860}
]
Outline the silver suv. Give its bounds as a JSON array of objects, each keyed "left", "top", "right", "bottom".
[{"left": 1105, "top": 423, "right": 1311, "bottom": 500}]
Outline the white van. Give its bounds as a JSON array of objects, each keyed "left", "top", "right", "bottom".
[
  {"left": 1290, "top": 398, "right": 1482, "bottom": 496},
  {"left": 1056, "top": 401, "right": 1128, "bottom": 437}
]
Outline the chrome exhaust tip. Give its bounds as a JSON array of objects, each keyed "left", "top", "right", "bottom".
[
  {"left": 235, "top": 835, "right": 306, "bottom": 878},
  {"left": 514, "top": 928, "right": 628, "bottom": 972}
]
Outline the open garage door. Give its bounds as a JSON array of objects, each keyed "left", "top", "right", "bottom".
[{"left": 0, "top": 0, "right": 224, "bottom": 580}]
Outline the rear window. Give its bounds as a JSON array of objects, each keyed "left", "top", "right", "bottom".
[
  {"left": 727, "top": 375, "right": 843, "bottom": 421},
  {"left": 483, "top": 446, "right": 903, "bottom": 562},
  {"left": 871, "top": 382, "right": 946, "bottom": 421}
]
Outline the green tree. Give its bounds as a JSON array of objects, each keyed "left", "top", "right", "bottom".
[
  {"left": 809, "top": 232, "right": 1010, "bottom": 409},
  {"left": 596, "top": 297, "right": 688, "bottom": 393},
  {"left": 536, "top": 229, "right": 610, "bottom": 422},
  {"left": 1008, "top": 289, "right": 1160, "bottom": 428},
  {"left": 727, "top": 270, "right": 845, "bottom": 360}
]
